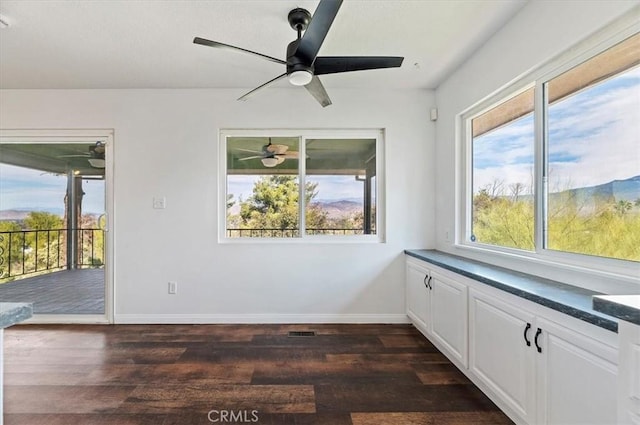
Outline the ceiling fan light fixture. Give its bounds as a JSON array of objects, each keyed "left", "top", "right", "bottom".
[
  {"left": 88, "top": 158, "right": 106, "bottom": 168},
  {"left": 261, "top": 157, "right": 280, "bottom": 167},
  {"left": 288, "top": 70, "right": 312, "bottom": 86}
]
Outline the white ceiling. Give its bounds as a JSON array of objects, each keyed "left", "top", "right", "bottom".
[{"left": 0, "top": 0, "right": 527, "bottom": 90}]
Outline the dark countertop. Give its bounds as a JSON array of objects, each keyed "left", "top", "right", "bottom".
[
  {"left": 593, "top": 295, "right": 640, "bottom": 326},
  {"left": 0, "top": 302, "right": 33, "bottom": 329},
  {"left": 405, "top": 249, "right": 618, "bottom": 333}
]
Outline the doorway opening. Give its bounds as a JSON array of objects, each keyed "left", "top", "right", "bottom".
[{"left": 0, "top": 130, "right": 113, "bottom": 323}]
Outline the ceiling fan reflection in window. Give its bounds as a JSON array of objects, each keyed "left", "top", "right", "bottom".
[
  {"left": 237, "top": 138, "right": 299, "bottom": 167},
  {"left": 57, "top": 141, "right": 106, "bottom": 168}
]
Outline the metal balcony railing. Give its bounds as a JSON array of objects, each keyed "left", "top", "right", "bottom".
[
  {"left": 0, "top": 228, "right": 104, "bottom": 281},
  {"left": 226, "top": 228, "right": 369, "bottom": 237}
]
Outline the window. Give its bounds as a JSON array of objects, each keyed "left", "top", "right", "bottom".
[
  {"left": 544, "top": 38, "right": 639, "bottom": 261},
  {"left": 471, "top": 87, "right": 535, "bottom": 251},
  {"left": 223, "top": 130, "right": 382, "bottom": 240},
  {"left": 463, "top": 30, "right": 639, "bottom": 267}
]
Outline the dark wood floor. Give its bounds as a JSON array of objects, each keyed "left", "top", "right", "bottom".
[{"left": 3, "top": 324, "right": 513, "bottom": 425}]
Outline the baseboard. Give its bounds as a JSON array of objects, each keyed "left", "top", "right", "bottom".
[
  {"left": 114, "top": 313, "right": 410, "bottom": 325},
  {"left": 22, "top": 314, "right": 109, "bottom": 325}
]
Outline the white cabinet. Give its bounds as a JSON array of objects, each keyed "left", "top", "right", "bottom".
[
  {"left": 469, "top": 288, "right": 537, "bottom": 424},
  {"left": 430, "top": 270, "right": 468, "bottom": 367},
  {"left": 469, "top": 288, "right": 617, "bottom": 425},
  {"left": 405, "top": 255, "right": 618, "bottom": 425},
  {"left": 536, "top": 317, "right": 617, "bottom": 425},
  {"left": 405, "top": 259, "right": 429, "bottom": 334},
  {"left": 617, "top": 320, "right": 640, "bottom": 425},
  {"left": 405, "top": 258, "right": 468, "bottom": 367}
]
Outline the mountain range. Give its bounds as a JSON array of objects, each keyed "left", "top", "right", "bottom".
[
  {"left": 552, "top": 175, "right": 639, "bottom": 201},
  {"left": 4, "top": 176, "right": 638, "bottom": 222},
  {"left": 549, "top": 175, "right": 639, "bottom": 213},
  {"left": 310, "top": 200, "right": 363, "bottom": 219}
]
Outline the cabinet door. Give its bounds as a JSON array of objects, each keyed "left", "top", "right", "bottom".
[
  {"left": 536, "top": 317, "right": 617, "bottom": 425},
  {"left": 406, "top": 260, "right": 430, "bottom": 335},
  {"left": 430, "top": 271, "right": 468, "bottom": 367},
  {"left": 469, "top": 289, "right": 536, "bottom": 424},
  {"left": 618, "top": 321, "right": 640, "bottom": 425}
]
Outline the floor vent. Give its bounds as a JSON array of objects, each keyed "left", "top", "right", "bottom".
[{"left": 288, "top": 331, "right": 316, "bottom": 337}]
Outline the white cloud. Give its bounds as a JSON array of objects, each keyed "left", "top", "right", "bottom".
[
  {"left": 473, "top": 69, "right": 639, "bottom": 192},
  {"left": 0, "top": 163, "right": 104, "bottom": 213},
  {"left": 548, "top": 82, "right": 639, "bottom": 189}
]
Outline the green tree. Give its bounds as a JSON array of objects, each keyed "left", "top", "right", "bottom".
[
  {"left": 473, "top": 189, "right": 639, "bottom": 261},
  {"left": 233, "top": 176, "right": 328, "bottom": 236},
  {"left": 24, "top": 212, "right": 64, "bottom": 270},
  {"left": 24, "top": 211, "right": 63, "bottom": 230},
  {"left": 613, "top": 200, "right": 632, "bottom": 216},
  {"left": 473, "top": 195, "right": 535, "bottom": 250},
  {"left": 0, "top": 222, "right": 23, "bottom": 280},
  {"left": 80, "top": 214, "right": 104, "bottom": 267}
]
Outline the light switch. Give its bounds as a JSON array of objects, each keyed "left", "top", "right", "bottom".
[{"left": 153, "top": 196, "right": 166, "bottom": 209}]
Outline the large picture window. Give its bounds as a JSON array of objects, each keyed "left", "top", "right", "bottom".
[
  {"left": 463, "top": 31, "right": 639, "bottom": 266},
  {"left": 223, "top": 130, "right": 382, "bottom": 241}
]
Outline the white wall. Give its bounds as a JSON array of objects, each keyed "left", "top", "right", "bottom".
[
  {"left": 0, "top": 87, "right": 435, "bottom": 322},
  {"left": 434, "top": 1, "right": 639, "bottom": 294}
]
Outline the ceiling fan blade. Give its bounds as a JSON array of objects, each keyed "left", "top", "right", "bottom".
[
  {"left": 236, "top": 148, "right": 263, "bottom": 154},
  {"left": 266, "top": 144, "right": 289, "bottom": 154},
  {"left": 279, "top": 151, "right": 299, "bottom": 159},
  {"left": 239, "top": 155, "right": 264, "bottom": 161},
  {"left": 193, "top": 37, "right": 286, "bottom": 65},
  {"left": 238, "top": 73, "right": 288, "bottom": 101},
  {"left": 304, "top": 76, "right": 332, "bottom": 107},
  {"left": 314, "top": 56, "right": 404, "bottom": 75},
  {"left": 296, "top": 0, "right": 343, "bottom": 64}
]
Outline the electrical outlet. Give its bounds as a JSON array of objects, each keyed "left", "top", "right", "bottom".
[
  {"left": 168, "top": 281, "right": 177, "bottom": 294},
  {"left": 445, "top": 229, "right": 451, "bottom": 242}
]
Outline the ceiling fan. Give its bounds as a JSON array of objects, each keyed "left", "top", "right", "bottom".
[
  {"left": 193, "top": 0, "right": 404, "bottom": 107},
  {"left": 58, "top": 142, "right": 106, "bottom": 168},
  {"left": 237, "top": 138, "right": 299, "bottom": 167}
]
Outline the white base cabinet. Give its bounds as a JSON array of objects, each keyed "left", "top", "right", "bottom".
[
  {"left": 405, "top": 258, "right": 468, "bottom": 368},
  {"left": 405, "top": 259, "right": 429, "bottom": 335},
  {"left": 617, "top": 320, "right": 640, "bottom": 425},
  {"left": 469, "top": 289, "right": 617, "bottom": 425},
  {"left": 405, "top": 256, "right": 618, "bottom": 425},
  {"left": 536, "top": 317, "right": 617, "bottom": 425},
  {"left": 469, "top": 289, "right": 537, "bottom": 424},
  {"left": 429, "top": 270, "right": 468, "bottom": 367}
]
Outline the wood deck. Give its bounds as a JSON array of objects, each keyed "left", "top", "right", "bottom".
[
  {"left": 0, "top": 268, "right": 104, "bottom": 314},
  {"left": 3, "top": 323, "right": 513, "bottom": 425}
]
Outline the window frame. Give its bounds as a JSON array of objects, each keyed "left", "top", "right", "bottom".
[
  {"left": 458, "top": 19, "right": 640, "bottom": 280},
  {"left": 219, "top": 128, "right": 385, "bottom": 243}
]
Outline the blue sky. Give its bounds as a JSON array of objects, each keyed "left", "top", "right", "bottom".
[
  {"left": 0, "top": 163, "right": 104, "bottom": 214},
  {"left": 473, "top": 66, "right": 640, "bottom": 194}
]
